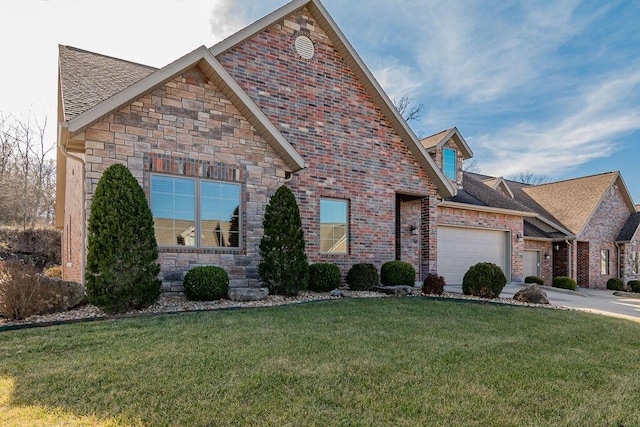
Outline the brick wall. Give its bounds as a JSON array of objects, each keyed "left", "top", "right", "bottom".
[
  {"left": 62, "top": 154, "right": 85, "bottom": 283},
  {"left": 436, "top": 206, "right": 524, "bottom": 282},
  {"left": 79, "top": 68, "right": 288, "bottom": 293},
  {"left": 620, "top": 241, "right": 640, "bottom": 283},
  {"left": 578, "top": 183, "right": 631, "bottom": 288},
  {"left": 218, "top": 7, "right": 438, "bottom": 279},
  {"left": 523, "top": 240, "right": 552, "bottom": 285}
]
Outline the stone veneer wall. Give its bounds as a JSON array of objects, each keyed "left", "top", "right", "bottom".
[
  {"left": 428, "top": 139, "right": 464, "bottom": 189},
  {"left": 620, "top": 241, "right": 640, "bottom": 283},
  {"left": 578, "top": 183, "right": 631, "bottom": 288},
  {"left": 79, "top": 68, "right": 287, "bottom": 293},
  {"left": 218, "top": 7, "right": 438, "bottom": 279},
  {"left": 436, "top": 206, "right": 525, "bottom": 282}
]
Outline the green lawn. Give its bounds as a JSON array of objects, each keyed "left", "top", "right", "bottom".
[{"left": 1, "top": 298, "right": 639, "bottom": 426}]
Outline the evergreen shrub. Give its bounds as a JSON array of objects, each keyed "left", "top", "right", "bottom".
[
  {"left": 308, "top": 263, "right": 341, "bottom": 292},
  {"left": 552, "top": 276, "right": 577, "bottom": 291},
  {"left": 258, "top": 186, "right": 309, "bottom": 296},
  {"left": 462, "top": 262, "right": 507, "bottom": 298},
  {"left": 183, "top": 266, "right": 229, "bottom": 300},
  {"left": 524, "top": 276, "right": 544, "bottom": 286},
  {"left": 606, "top": 278, "right": 624, "bottom": 291},
  {"left": 380, "top": 261, "right": 416, "bottom": 286},
  {"left": 346, "top": 263, "right": 379, "bottom": 291},
  {"left": 85, "top": 164, "right": 161, "bottom": 313}
]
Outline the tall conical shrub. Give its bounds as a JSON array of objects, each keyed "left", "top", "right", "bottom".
[
  {"left": 86, "top": 164, "right": 161, "bottom": 313},
  {"left": 258, "top": 185, "right": 308, "bottom": 296}
]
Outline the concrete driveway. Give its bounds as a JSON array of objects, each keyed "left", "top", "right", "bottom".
[{"left": 444, "top": 283, "right": 640, "bottom": 323}]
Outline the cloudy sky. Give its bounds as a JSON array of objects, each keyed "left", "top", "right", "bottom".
[{"left": 2, "top": 0, "right": 640, "bottom": 200}]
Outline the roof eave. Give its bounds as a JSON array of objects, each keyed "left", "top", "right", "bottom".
[
  {"left": 438, "top": 200, "right": 537, "bottom": 217},
  {"left": 65, "top": 46, "right": 306, "bottom": 173}
]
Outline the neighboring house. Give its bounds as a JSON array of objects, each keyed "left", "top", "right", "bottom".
[
  {"left": 56, "top": 0, "right": 456, "bottom": 296},
  {"left": 422, "top": 127, "right": 640, "bottom": 289}
]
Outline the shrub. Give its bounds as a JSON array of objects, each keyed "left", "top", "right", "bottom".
[
  {"left": 422, "top": 273, "right": 446, "bottom": 295},
  {"left": 462, "top": 262, "right": 507, "bottom": 299},
  {"left": 44, "top": 265, "right": 63, "bottom": 278},
  {"left": 380, "top": 261, "right": 416, "bottom": 286},
  {"left": 606, "top": 278, "right": 624, "bottom": 291},
  {"left": 346, "top": 263, "right": 379, "bottom": 291},
  {"left": 85, "top": 164, "right": 161, "bottom": 314},
  {"left": 258, "top": 186, "right": 309, "bottom": 296},
  {"left": 308, "top": 263, "right": 341, "bottom": 292},
  {"left": 552, "top": 276, "right": 577, "bottom": 291},
  {"left": 628, "top": 280, "right": 640, "bottom": 293},
  {"left": 183, "top": 266, "right": 229, "bottom": 301},
  {"left": 524, "top": 276, "right": 544, "bottom": 286},
  {"left": 0, "top": 260, "right": 85, "bottom": 320}
]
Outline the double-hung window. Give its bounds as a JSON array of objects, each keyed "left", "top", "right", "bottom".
[
  {"left": 633, "top": 251, "right": 640, "bottom": 274},
  {"left": 151, "top": 174, "right": 240, "bottom": 248},
  {"left": 320, "top": 199, "right": 348, "bottom": 253},
  {"left": 443, "top": 148, "right": 457, "bottom": 181}
]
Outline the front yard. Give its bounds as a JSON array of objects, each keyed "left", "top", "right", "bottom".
[{"left": 2, "top": 298, "right": 639, "bottom": 426}]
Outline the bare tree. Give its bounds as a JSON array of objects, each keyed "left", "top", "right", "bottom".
[
  {"left": 0, "top": 113, "right": 56, "bottom": 229},
  {"left": 509, "top": 170, "right": 550, "bottom": 185},
  {"left": 393, "top": 95, "right": 424, "bottom": 123},
  {"left": 462, "top": 158, "right": 481, "bottom": 173}
]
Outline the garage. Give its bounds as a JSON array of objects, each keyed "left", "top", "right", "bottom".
[{"left": 437, "top": 226, "right": 510, "bottom": 284}]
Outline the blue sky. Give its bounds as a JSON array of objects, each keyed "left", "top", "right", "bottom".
[{"left": 2, "top": 0, "right": 639, "bottom": 201}]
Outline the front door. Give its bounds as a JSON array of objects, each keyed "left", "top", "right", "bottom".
[{"left": 524, "top": 250, "right": 540, "bottom": 278}]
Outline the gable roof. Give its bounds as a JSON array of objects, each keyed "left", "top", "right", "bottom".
[
  {"left": 616, "top": 212, "right": 640, "bottom": 242},
  {"left": 420, "top": 127, "right": 472, "bottom": 159},
  {"left": 59, "top": 45, "right": 157, "bottom": 122},
  {"left": 59, "top": 45, "right": 306, "bottom": 172},
  {"left": 521, "top": 171, "right": 635, "bottom": 235},
  {"left": 480, "top": 176, "right": 514, "bottom": 199},
  {"left": 209, "top": 0, "right": 456, "bottom": 198},
  {"left": 441, "top": 172, "right": 535, "bottom": 217}
]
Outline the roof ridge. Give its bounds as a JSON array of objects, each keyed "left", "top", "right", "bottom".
[
  {"left": 60, "top": 45, "right": 158, "bottom": 71},
  {"left": 527, "top": 170, "right": 619, "bottom": 188}
]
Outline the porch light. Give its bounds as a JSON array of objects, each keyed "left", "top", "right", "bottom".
[
  {"left": 515, "top": 232, "right": 523, "bottom": 242},
  {"left": 409, "top": 224, "right": 418, "bottom": 235},
  {"left": 544, "top": 253, "right": 550, "bottom": 260}
]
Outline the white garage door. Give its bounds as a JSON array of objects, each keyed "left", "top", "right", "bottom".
[{"left": 437, "top": 226, "right": 510, "bottom": 284}]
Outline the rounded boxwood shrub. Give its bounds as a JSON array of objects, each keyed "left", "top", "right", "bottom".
[
  {"left": 183, "top": 266, "right": 229, "bottom": 301},
  {"left": 628, "top": 280, "right": 640, "bottom": 293},
  {"left": 524, "top": 275, "right": 544, "bottom": 286},
  {"left": 552, "top": 276, "right": 577, "bottom": 291},
  {"left": 85, "top": 164, "right": 161, "bottom": 314},
  {"left": 346, "top": 263, "right": 379, "bottom": 291},
  {"left": 380, "top": 261, "right": 416, "bottom": 286},
  {"left": 422, "top": 273, "right": 446, "bottom": 295},
  {"left": 462, "top": 262, "right": 507, "bottom": 299},
  {"left": 308, "top": 263, "right": 341, "bottom": 292},
  {"left": 606, "top": 278, "right": 624, "bottom": 291}
]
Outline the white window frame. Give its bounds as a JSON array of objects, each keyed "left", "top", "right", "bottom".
[
  {"left": 632, "top": 251, "right": 640, "bottom": 274},
  {"left": 150, "top": 173, "right": 241, "bottom": 250}
]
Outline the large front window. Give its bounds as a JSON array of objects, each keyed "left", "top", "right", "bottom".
[
  {"left": 320, "top": 199, "right": 348, "bottom": 253},
  {"left": 443, "top": 148, "right": 457, "bottom": 181},
  {"left": 151, "top": 174, "right": 240, "bottom": 248}
]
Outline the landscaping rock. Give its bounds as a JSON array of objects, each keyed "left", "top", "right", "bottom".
[
  {"left": 228, "top": 287, "right": 269, "bottom": 302},
  {"left": 330, "top": 289, "right": 348, "bottom": 297},
  {"left": 373, "top": 285, "right": 416, "bottom": 296},
  {"left": 513, "top": 284, "right": 550, "bottom": 304}
]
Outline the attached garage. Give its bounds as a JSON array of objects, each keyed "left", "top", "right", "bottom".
[{"left": 437, "top": 226, "right": 511, "bottom": 284}]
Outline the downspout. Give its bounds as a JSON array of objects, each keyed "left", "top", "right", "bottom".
[{"left": 58, "top": 123, "right": 86, "bottom": 284}]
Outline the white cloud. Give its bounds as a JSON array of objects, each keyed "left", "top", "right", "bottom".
[
  {"left": 209, "top": 0, "right": 250, "bottom": 42},
  {"left": 475, "top": 70, "right": 640, "bottom": 177},
  {"left": 370, "top": 58, "right": 423, "bottom": 102}
]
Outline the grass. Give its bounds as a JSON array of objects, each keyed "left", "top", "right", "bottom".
[{"left": 1, "top": 298, "right": 640, "bottom": 426}]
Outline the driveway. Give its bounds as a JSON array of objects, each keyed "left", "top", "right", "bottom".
[{"left": 444, "top": 283, "right": 640, "bottom": 323}]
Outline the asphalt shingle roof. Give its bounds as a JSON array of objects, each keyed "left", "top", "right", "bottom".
[
  {"left": 617, "top": 212, "right": 640, "bottom": 242},
  {"left": 448, "top": 172, "right": 532, "bottom": 213},
  {"left": 59, "top": 45, "right": 157, "bottom": 121},
  {"left": 420, "top": 129, "right": 451, "bottom": 149}
]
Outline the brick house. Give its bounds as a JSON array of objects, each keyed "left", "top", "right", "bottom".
[{"left": 56, "top": 0, "right": 456, "bottom": 297}]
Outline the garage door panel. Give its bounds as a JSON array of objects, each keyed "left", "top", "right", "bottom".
[{"left": 437, "top": 226, "right": 509, "bottom": 285}]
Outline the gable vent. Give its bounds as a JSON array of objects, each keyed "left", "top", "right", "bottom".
[{"left": 294, "top": 35, "right": 315, "bottom": 60}]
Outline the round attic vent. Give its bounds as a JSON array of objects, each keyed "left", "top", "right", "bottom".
[{"left": 294, "top": 35, "right": 315, "bottom": 60}]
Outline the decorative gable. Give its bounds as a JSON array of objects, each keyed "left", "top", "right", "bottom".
[{"left": 420, "top": 127, "right": 472, "bottom": 189}]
